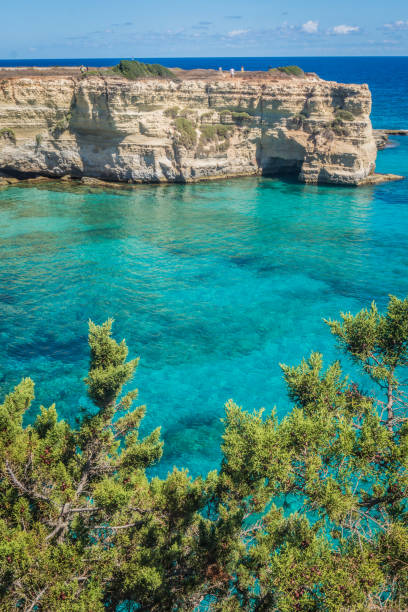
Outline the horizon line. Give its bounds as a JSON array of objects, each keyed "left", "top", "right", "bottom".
[{"left": 2, "top": 55, "right": 408, "bottom": 61}]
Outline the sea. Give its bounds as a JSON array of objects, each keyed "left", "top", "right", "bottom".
[{"left": 0, "top": 57, "right": 407, "bottom": 477}]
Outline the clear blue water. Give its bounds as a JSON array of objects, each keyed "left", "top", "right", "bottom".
[{"left": 0, "top": 58, "right": 407, "bottom": 477}]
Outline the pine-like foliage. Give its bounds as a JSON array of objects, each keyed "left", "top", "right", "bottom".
[
  {"left": 1, "top": 297, "right": 408, "bottom": 611},
  {"left": 112, "top": 60, "right": 174, "bottom": 79}
]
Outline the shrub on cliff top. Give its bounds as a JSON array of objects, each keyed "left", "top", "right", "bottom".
[
  {"left": 1, "top": 296, "right": 408, "bottom": 610},
  {"left": 113, "top": 59, "right": 174, "bottom": 79},
  {"left": 274, "top": 65, "right": 305, "bottom": 77}
]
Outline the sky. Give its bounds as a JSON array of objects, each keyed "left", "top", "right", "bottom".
[{"left": 2, "top": 0, "right": 408, "bottom": 58}]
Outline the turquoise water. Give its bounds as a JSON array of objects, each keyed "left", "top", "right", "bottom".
[{"left": 1, "top": 137, "right": 407, "bottom": 477}]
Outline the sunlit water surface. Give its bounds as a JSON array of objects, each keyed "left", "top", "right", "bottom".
[{"left": 0, "top": 137, "right": 407, "bottom": 477}]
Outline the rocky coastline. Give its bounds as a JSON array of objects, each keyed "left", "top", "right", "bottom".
[
  {"left": 373, "top": 129, "right": 408, "bottom": 150},
  {"left": 0, "top": 68, "right": 404, "bottom": 187}
]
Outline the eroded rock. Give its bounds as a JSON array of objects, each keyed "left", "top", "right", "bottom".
[{"left": 0, "top": 73, "right": 393, "bottom": 186}]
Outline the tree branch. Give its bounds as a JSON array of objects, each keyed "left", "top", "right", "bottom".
[
  {"left": 91, "top": 521, "right": 144, "bottom": 531},
  {"left": 385, "top": 371, "right": 395, "bottom": 432},
  {"left": 25, "top": 587, "right": 47, "bottom": 612},
  {"left": 5, "top": 460, "right": 55, "bottom": 505}
]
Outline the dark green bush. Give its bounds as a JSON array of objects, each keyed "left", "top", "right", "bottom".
[
  {"left": 335, "top": 109, "right": 355, "bottom": 122},
  {"left": 275, "top": 65, "right": 305, "bottom": 77},
  {"left": 215, "top": 124, "right": 231, "bottom": 138},
  {"left": 331, "top": 117, "right": 350, "bottom": 136},
  {"left": 112, "top": 60, "right": 174, "bottom": 79},
  {"left": 231, "top": 111, "right": 252, "bottom": 124},
  {"left": 331, "top": 109, "right": 354, "bottom": 136}
]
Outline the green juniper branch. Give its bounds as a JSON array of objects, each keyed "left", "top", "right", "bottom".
[{"left": 1, "top": 297, "right": 407, "bottom": 610}]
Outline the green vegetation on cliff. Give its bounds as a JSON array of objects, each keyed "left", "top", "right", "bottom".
[
  {"left": 199, "top": 124, "right": 232, "bottom": 144},
  {"left": 335, "top": 108, "right": 355, "bottom": 122},
  {"left": 1, "top": 295, "right": 408, "bottom": 610},
  {"left": 112, "top": 59, "right": 174, "bottom": 79},
  {"left": 270, "top": 65, "right": 305, "bottom": 77},
  {"left": 175, "top": 117, "right": 197, "bottom": 148},
  {"left": 231, "top": 111, "right": 252, "bottom": 124},
  {"left": 0, "top": 128, "right": 16, "bottom": 144}
]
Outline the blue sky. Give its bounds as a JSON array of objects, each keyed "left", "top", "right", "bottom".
[{"left": 2, "top": 0, "right": 408, "bottom": 58}]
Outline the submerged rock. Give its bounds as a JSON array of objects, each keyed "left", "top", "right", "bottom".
[{"left": 358, "top": 172, "right": 404, "bottom": 185}]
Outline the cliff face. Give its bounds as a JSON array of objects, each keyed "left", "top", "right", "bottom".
[{"left": 0, "top": 74, "right": 378, "bottom": 185}]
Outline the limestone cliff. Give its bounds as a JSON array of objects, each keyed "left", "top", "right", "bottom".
[{"left": 0, "top": 73, "right": 381, "bottom": 185}]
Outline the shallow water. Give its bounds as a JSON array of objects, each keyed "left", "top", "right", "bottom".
[{"left": 1, "top": 136, "right": 407, "bottom": 477}]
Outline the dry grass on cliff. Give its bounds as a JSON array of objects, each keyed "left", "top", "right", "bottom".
[{"left": 0, "top": 65, "right": 318, "bottom": 83}]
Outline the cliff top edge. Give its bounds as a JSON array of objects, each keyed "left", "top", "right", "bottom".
[{"left": 0, "top": 67, "right": 371, "bottom": 92}]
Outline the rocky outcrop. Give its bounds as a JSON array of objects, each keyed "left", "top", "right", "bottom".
[
  {"left": 0, "top": 73, "right": 389, "bottom": 185},
  {"left": 374, "top": 129, "right": 408, "bottom": 150}
]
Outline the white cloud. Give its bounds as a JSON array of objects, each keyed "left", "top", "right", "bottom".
[
  {"left": 383, "top": 20, "right": 408, "bottom": 30},
  {"left": 301, "top": 20, "right": 318, "bottom": 34},
  {"left": 227, "top": 29, "right": 249, "bottom": 37},
  {"left": 332, "top": 24, "right": 360, "bottom": 35}
]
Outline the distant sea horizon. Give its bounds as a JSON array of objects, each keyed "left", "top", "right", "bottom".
[{"left": 1, "top": 55, "right": 408, "bottom": 64}]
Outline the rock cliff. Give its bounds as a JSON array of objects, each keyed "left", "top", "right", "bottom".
[{"left": 0, "top": 72, "right": 384, "bottom": 185}]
